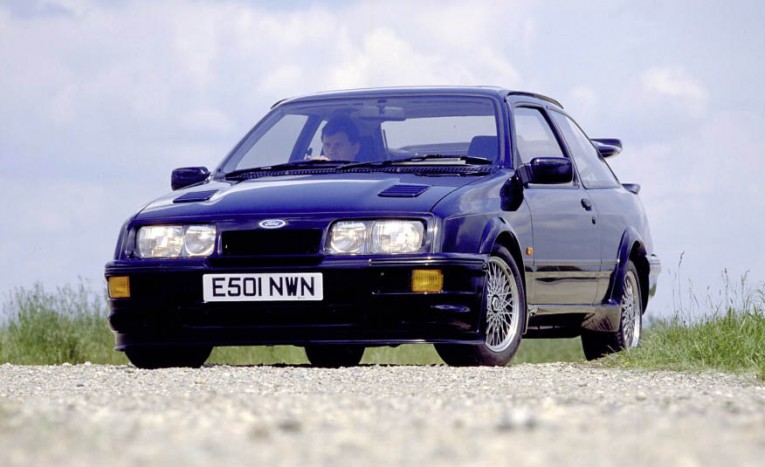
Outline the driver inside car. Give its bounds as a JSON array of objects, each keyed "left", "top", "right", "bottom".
[{"left": 306, "top": 115, "right": 361, "bottom": 161}]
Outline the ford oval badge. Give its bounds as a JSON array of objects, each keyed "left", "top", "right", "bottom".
[{"left": 259, "top": 219, "right": 287, "bottom": 229}]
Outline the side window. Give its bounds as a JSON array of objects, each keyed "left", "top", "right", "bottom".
[
  {"left": 512, "top": 107, "right": 565, "bottom": 164},
  {"left": 549, "top": 111, "right": 620, "bottom": 189}
]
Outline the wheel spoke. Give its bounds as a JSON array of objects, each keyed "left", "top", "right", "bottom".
[
  {"left": 620, "top": 273, "right": 640, "bottom": 348},
  {"left": 484, "top": 256, "right": 521, "bottom": 353}
]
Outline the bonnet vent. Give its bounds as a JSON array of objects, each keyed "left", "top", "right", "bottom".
[
  {"left": 378, "top": 184, "right": 430, "bottom": 198},
  {"left": 173, "top": 190, "right": 218, "bottom": 203}
]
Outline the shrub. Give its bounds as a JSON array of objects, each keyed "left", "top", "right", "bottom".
[{"left": 0, "top": 282, "right": 126, "bottom": 365}]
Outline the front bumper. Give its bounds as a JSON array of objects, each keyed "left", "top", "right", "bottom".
[{"left": 105, "top": 254, "right": 488, "bottom": 349}]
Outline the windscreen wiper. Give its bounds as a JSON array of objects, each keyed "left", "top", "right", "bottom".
[
  {"left": 224, "top": 160, "right": 353, "bottom": 179},
  {"left": 400, "top": 154, "right": 493, "bottom": 165},
  {"left": 338, "top": 154, "right": 492, "bottom": 171}
]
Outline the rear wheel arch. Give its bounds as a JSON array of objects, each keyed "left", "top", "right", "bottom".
[
  {"left": 582, "top": 259, "right": 642, "bottom": 360},
  {"left": 629, "top": 242, "right": 649, "bottom": 314},
  {"left": 610, "top": 229, "right": 649, "bottom": 313}
]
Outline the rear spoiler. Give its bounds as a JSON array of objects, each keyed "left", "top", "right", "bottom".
[{"left": 591, "top": 138, "right": 622, "bottom": 158}]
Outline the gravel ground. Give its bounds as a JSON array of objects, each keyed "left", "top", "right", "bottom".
[{"left": 0, "top": 362, "right": 763, "bottom": 466}]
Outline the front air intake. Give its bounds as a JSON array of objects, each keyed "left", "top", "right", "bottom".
[
  {"left": 378, "top": 184, "right": 430, "bottom": 198},
  {"left": 221, "top": 229, "right": 323, "bottom": 256}
]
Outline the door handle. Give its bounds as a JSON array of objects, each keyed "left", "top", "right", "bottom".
[{"left": 581, "top": 198, "right": 593, "bottom": 211}]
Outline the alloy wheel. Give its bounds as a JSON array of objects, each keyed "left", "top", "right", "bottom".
[
  {"left": 484, "top": 257, "right": 521, "bottom": 352},
  {"left": 621, "top": 271, "right": 641, "bottom": 348}
]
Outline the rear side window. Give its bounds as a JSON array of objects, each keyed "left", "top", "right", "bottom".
[
  {"left": 549, "top": 111, "right": 619, "bottom": 189},
  {"left": 512, "top": 107, "right": 565, "bottom": 164}
]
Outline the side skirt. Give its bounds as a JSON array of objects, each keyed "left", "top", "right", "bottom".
[{"left": 524, "top": 304, "right": 621, "bottom": 338}]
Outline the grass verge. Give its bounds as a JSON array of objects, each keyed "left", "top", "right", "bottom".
[
  {"left": 1, "top": 279, "right": 761, "bottom": 376},
  {"left": 0, "top": 282, "right": 583, "bottom": 366},
  {"left": 605, "top": 309, "right": 765, "bottom": 379},
  {"left": 0, "top": 283, "right": 127, "bottom": 365},
  {"left": 606, "top": 275, "right": 765, "bottom": 380}
]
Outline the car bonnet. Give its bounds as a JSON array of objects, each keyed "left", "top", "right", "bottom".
[{"left": 134, "top": 172, "right": 480, "bottom": 220}]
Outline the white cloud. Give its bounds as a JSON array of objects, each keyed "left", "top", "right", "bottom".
[
  {"left": 640, "top": 66, "right": 709, "bottom": 116},
  {"left": 566, "top": 86, "right": 599, "bottom": 122},
  {"left": 1, "top": 0, "right": 765, "bottom": 320},
  {"left": 328, "top": 27, "right": 444, "bottom": 88},
  {"left": 179, "top": 109, "right": 235, "bottom": 134}
]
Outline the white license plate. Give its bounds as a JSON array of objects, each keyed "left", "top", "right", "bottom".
[{"left": 203, "top": 273, "right": 323, "bottom": 302}]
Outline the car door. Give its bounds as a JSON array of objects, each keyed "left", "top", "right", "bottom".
[
  {"left": 512, "top": 106, "right": 601, "bottom": 306},
  {"left": 548, "top": 110, "right": 629, "bottom": 302}
]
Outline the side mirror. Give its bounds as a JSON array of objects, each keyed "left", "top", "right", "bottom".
[
  {"left": 171, "top": 167, "right": 210, "bottom": 191},
  {"left": 591, "top": 138, "right": 622, "bottom": 158},
  {"left": 525, "top": 157, "right": 573, "bottom": 184}
]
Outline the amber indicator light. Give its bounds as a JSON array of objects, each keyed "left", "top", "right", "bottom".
[
  {"left": 411, "top": 269, "right": 443, "bottom": 293},
  {"left": 108, "top": 276, "right": 131, "bottom": 299}
]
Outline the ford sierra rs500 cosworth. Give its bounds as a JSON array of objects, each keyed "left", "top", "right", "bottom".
[{"left": 105, "top": 87, "right": 660, "bottom": 368}]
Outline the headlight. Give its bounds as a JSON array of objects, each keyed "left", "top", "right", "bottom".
[
  {"left": 184, "top": 225, "right": 217, "bottom": 256},
  {"left": 371, "top": 220, "right": 425, "bottom": 254},
  {"left": 328, "top": 221, "right": 368, "bottom": 254},
  {"left": 136, "top": 225, "right": 216, "bottom": 258},
  {"left": 326, "top": 220, "right": 425, "bottom": 255}
]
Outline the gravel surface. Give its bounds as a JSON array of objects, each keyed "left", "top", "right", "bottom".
[{"left": 0, "top": 362, "right": 763, "bottom": 466}]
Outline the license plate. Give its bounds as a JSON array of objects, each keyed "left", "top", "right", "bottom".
[{"left": 203, "top": 273, "right": 323, "bottom": 302}]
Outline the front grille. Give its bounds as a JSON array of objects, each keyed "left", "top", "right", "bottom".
[{"left": 222, "top": 229, "right": 323, "bottom": 256}]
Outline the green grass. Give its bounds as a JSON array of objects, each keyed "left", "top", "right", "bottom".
[
  {"left": 1, "top": 278, "right": 762, "bottom": 378},
  {"left": 606, "top": 305, "right": 765, "bottom": 379},
  {"left": 0, "top": 283, "right": 127, "bottom": 365},
  {"left": 0, "top": 282, "right": 583, "bottom": 366},
  {"left": 605, "top": 274, "right": 765, "bottom": 380}
]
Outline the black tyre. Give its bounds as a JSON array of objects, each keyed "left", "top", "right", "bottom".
[
  {"left": 582, "top": 260, "right": 643, "bottom": 360},
  {"left": 125, "top": 345, "right": 212, "bottom": 369},
  {"left": 435, "top": 246, "right": 526, "bottom": 366},
  {"left": 305, "top": 345, "right": 365, "bottom": 367}
]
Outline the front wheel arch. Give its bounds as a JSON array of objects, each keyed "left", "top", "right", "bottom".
[
  {"left": 473, "top": 217, "right": 528, "bottom": 304},
  {"left": 471, "top": 217, "right": 529, "bottom": 336},
  {"left": 435, "top": 244, "right": 526, "bottom": 366},
  {"left": 492, "top": 232, "right": 527, "bottom": 334}
]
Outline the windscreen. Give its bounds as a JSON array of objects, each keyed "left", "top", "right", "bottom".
[{"left": 220, "top": 95, "right": 500, "bottom": 173}]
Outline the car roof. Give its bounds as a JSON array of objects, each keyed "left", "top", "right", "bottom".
[{"left": 272, "top": 86, "right": 563, "bottom": 109}]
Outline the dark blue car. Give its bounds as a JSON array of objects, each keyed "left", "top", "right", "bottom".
[{"left": 105, "top": 87, "right": 660, "bottom": 368}]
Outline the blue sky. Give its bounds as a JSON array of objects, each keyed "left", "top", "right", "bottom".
[{"left": 1, "top": 0, "right": 763, "bottom": 317}]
